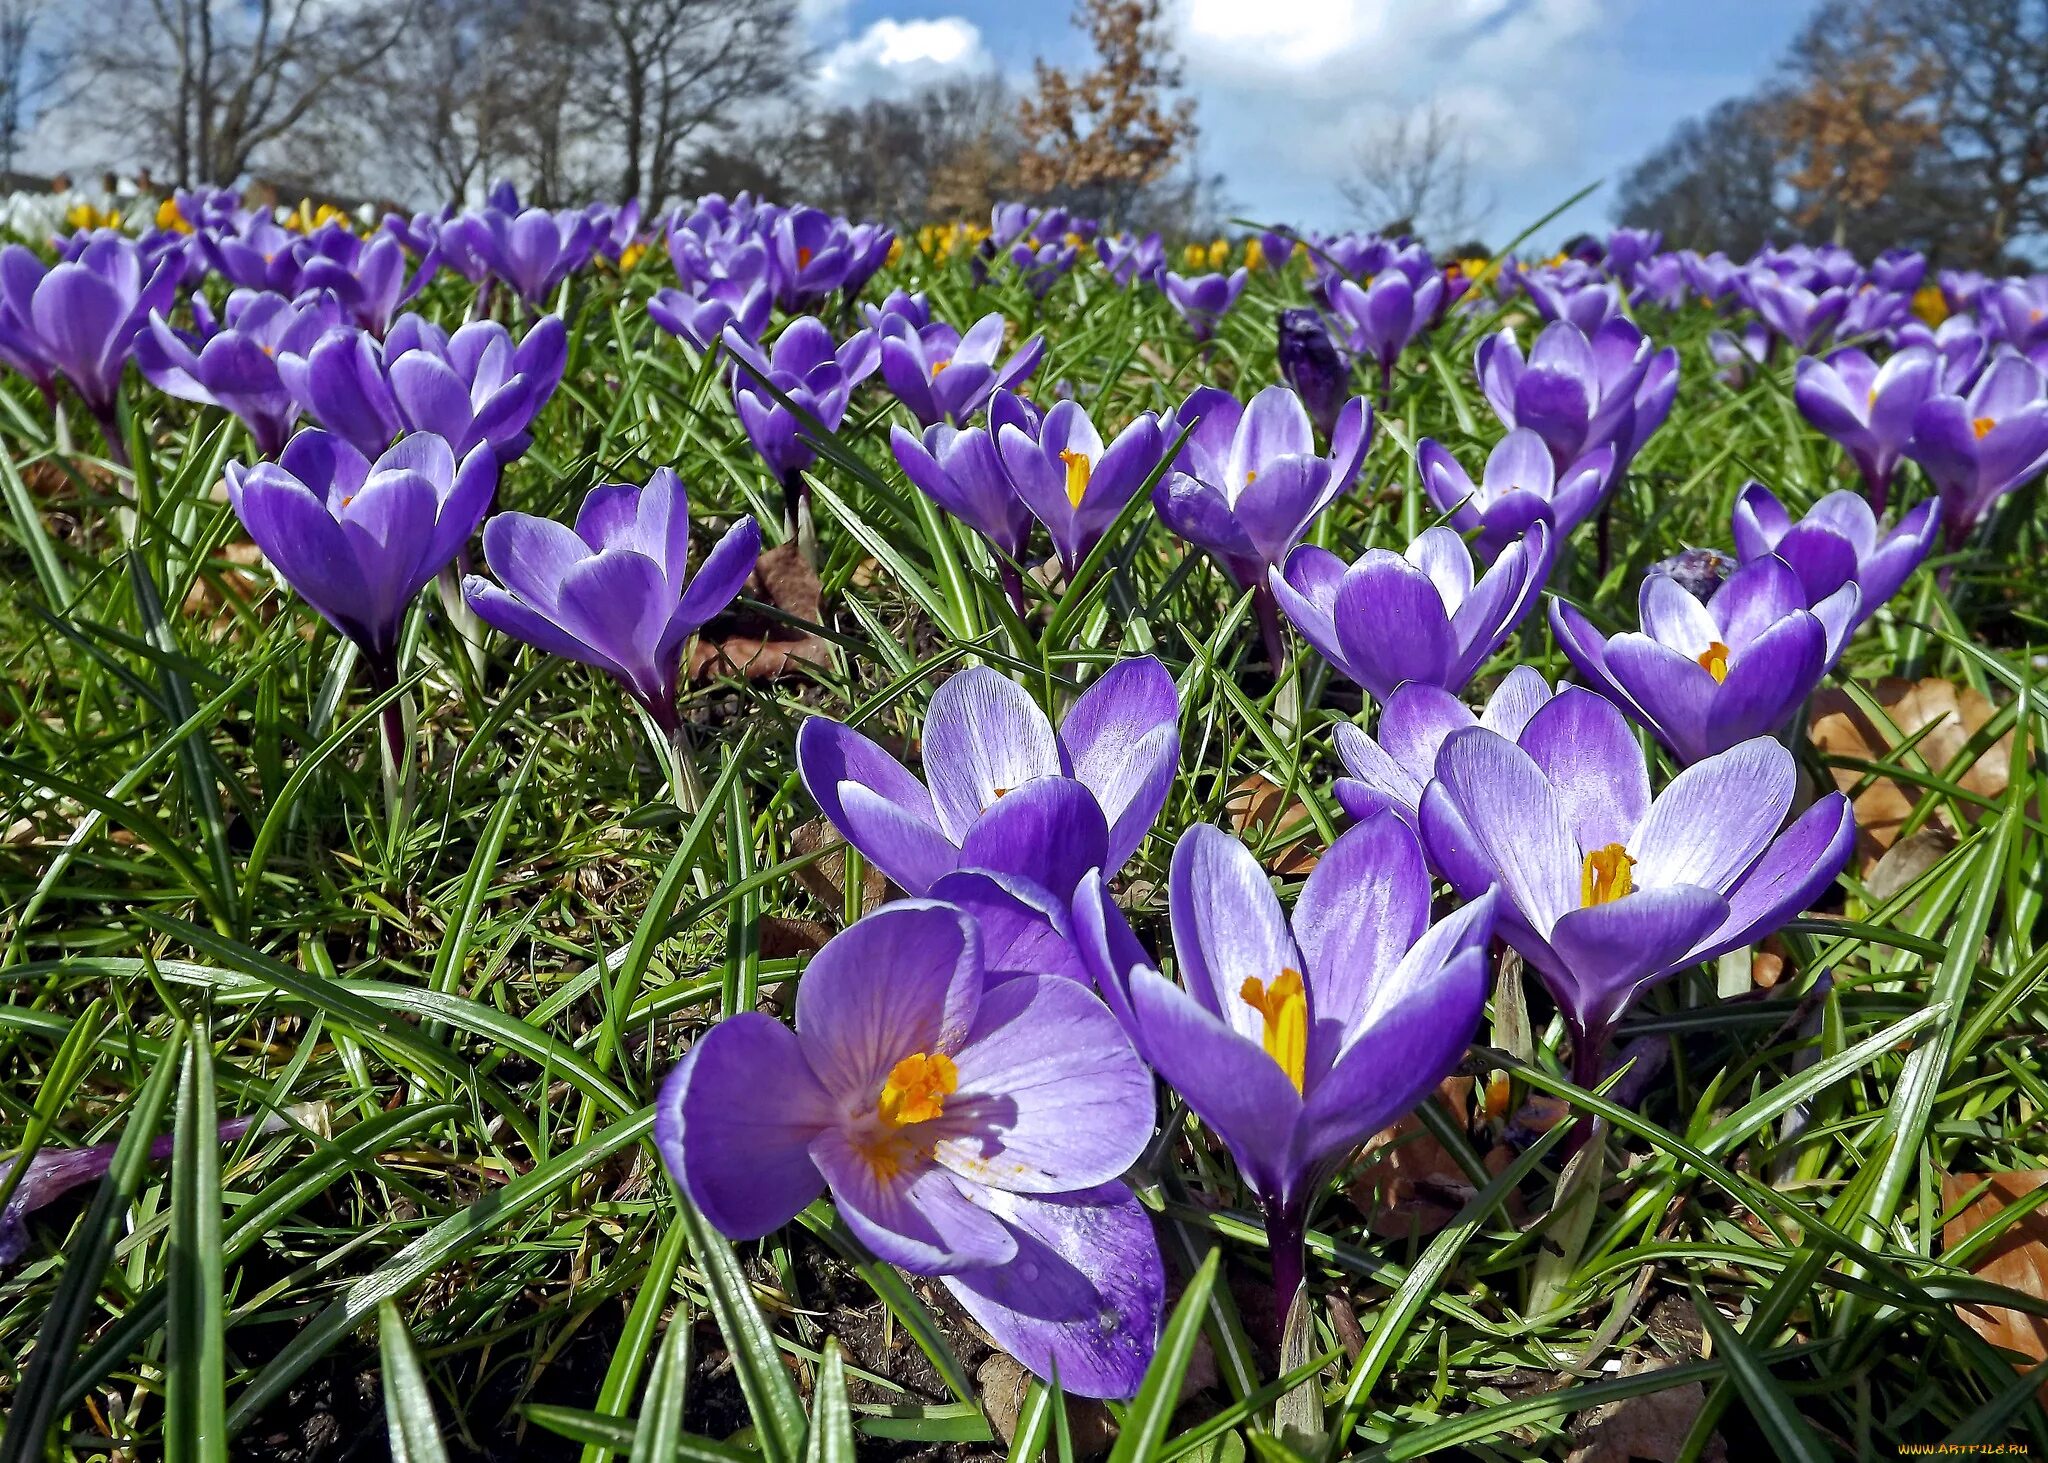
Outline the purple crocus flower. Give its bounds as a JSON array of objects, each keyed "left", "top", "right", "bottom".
[
  {"left": 1550, "top": 555, "right": 1858, "bottom": 765},
  {"left": 0, "top": 235, "right": 179, "bottom": 433},
  {"left": 1419, "top": 429, "right": 1615, "bottom": 561},
  {"left": 1332, "top": 665, "right": 1554, "bottom": 831},
  {"left": 648, "top": 281, "right": 773, "bottom": 355},
  {"left": 860, "top": 289, "right": 932, "bottom": 332},
  {"left": 1476, "top": 318, "right": 1677, "bottom": 475},
  {"left": 1329, "top": 271, "right": 1443, "bottom": 399},
  {"left": 1520, "top": 271, "right": 1625, "bottom": 335},
  {"left": 1072, "top": 816, "right": 1496, "bottom": 1310},
  {"left": 1603, "top": 228, "right": 1662, "bottom": 287},
  {"left": 891, "top": 394, "right": 1040, "bottom": 610},
  {"left": 1749, "top": 276, "right": 1848, "bottom": 353},
  {"left": 1707, "top": 325, "right": 1772, "bottom": 388},
  {"left": 139, "top": 289, "right": 344, "bottom": 456},
  {"left": 1276, "top": 309, "right": 1349, "bottom": 442},
  {"left": 463, "top": 469, "right": 759, "bottom": 735},
  {"left": 279, "top": 314, "right": 566, "bottom": 462},
  {"left": 1979, "top": 278, "right": 2048, "bottom": 353},
  {"left": 1161, "top": 269, "right": 1249, "bottom": 342},
  {"left": 1419, "top": 686, "right": 1854, "bottom": 1087},
  {"left": 1271, "top": 523, "right": 1554, "bottom": 703},
  {"left": 224, "top": 430, "right": 496, "bottom": 682},
  {"left": 796, "top": 659, "right": 1179, "bottom": 899},
  {"left": 1258, "top": 229, "right": 1295, "bottom": 271},
  {"left": 656, "top": 901, "right": 1164, "bottom": 1398},
  {"left": 297, "top": 230, "right": 436, "bottom": 337},
  {"left": 878, "top": 313, "right": 1045, "bottom": 428},
  {"left": 723, "top": 319, "right": 880, "bottom": 521},
  {"left": 1732, "top": 481, "right": 1936, "bottom": 633},
  {"left": 1869, "top": 248, "right": 1926, "bottom": 296},
  {"left": 994, "top": 392, "right": 1165, "bottom": 572},
  {"left": 1904, "top": 347, "right": 2048, "bottom": 549},
  {"left": 1096, "top": 232, "right": 1165, "bottom": 288},
  {"left": 1010, "top": 240, "right": 1080, "bottom": 298},
  {"left": 1792, "top": 346, "right": 1937, "bottom": 511},
  {"left": 449, "top": 207, "right": 600, "bottom": 305}
]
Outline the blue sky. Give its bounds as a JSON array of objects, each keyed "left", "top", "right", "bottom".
[{"left": 806, "top": 0, "right": 1825, "bottom": 245}]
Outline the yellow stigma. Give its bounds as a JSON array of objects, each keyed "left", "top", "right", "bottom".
[
  {"left": 1238, "top": 969, "right": 1307, "bottom": 1094},
  {"left": 1245, "top": 468, "right": 1258, "bottom": 485},
  {"left": 1059, "top": 448, "right": 1092, "bottom": 509},
  {"left": 1973, "top": 416, "right": 1997, "bottom": 440},
  {"left": 797, "top": 245, "right": 813, "bottom": 270},
  {"left": 1580, "top": 844, "right": 1636, "bottom": 907},
  {"left": 1696, "top": 640, "right": 1730, "bottom": 683},
  {"left": 876, "top": 1051, "right": 957, "bottom": 1128},
  {"left": 930, "top": 358, "right": 951, "bottom": 378}
]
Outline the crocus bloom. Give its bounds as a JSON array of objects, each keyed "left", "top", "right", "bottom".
[
  {"left": 1731, "top": 481, "right": 1936, "bottom": 633},
  {"left": 724, "top": 319, "right": 880, "bottom": 496},
  {"left": 879, "top": 313, "right": 1045, "bottom": 428},
  {"left": 1419, "top": 687, "right": 1853, "bottom": 1081},
  {"left": 1271, "top": 523, "right": 1554, "bottom": 702},
  {"left": 994, "top": 392, "right": 1165, "bottom": 572},
  {"left": 1257, "top": 228, "right": 1295, "bottom": 271},
  {"left": 280, "top": 314, "right": 566, "bottom": 462},
  {"left": 1072, "top": 817, "right": 1496, "bottom": 1307},
  {"left": 1332, "top": 666, "right": 1553, "bottom": 830},
  {"left": 647, "top": 281, "right": 772, "bottom": 355},
  {"left": 1749, "top": 276, "right": 1848, "bottom": 352},
  {"left": 1418, "top": 429, "right": 1615, "bottom": 561},
  {"left": 225, "top": 430, "right": 497, "bottom": 682},
  {"left": 0, "top": 235, "right": 178, "bottom": 429},
  {"left": 1095, "top": 232, "right": 1164, "bottom": 288},
  {"left": 1868, "top": 248, "right": 1926, "bottom": 296},
  {"left": 1275, "top": 308, "right": 1349, "bottom": 443},
  {"left": 1161, "top": 268, "right": 1248, "bottom": 342},
  {"left": 1520, "top": 272, "right": 1624, "bottom": 335},
  {"left": 1905, "top": 347, "right": 2048, "bottom": 549},
  {"left": 448, "top": 206, "right": 599, "bottom": 304},
  {"left": 1330, "top": 271, "right": 1443, "bottom": 397},
  {"left": 1154, "top": 384, "right": 1372, "bottom": 591},
  {"left": 657, "top": 902, "right": 1163, "bottom": 1397},
  {"left": 139, "top": 290, "right": 344, "bottom": 456},
  {"left": 797, "top": 659, "right": 1179, "bottom": 899},
  {"left": 464, "top": 469, "right": 760, "bottom": 735},
  {"left": 891, "top": 395, "right": 1039, "bottom": 610},
  {"left": 1550, "top": 555, "right": 1857, "bottom": 765},
  {"left": 1792, "top": 346, "right": 1937, "bottom": 510},
  {"left": 1476, "top": 318, "right": 1678, "bottom": 475}
]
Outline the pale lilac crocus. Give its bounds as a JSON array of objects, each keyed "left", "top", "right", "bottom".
[
  {"left": 1793, "top": 345, "right": 1937, "bottom": 510},
  {"left": 138, "top": 289, "right": 344, "bottom": 456},
  {"left": 1271, "top": 523, "right": 1555, "bottom": 703},
  {"left": 797, "top": 659, "right": 1179, "bottom": 899},
  {"left": 891, "top": 394, "right": 1040, "bottom": 613},
  {"left": 1418, "top": 429, "right": 1615, "bottom": 561},
  {"left": 1331, "top": 665, "right": 1554, "bottom": 831},
  {"left": 1904, "top": 347, "right": 2048, "bottom": 550},
  {"left": 1330, "top": 271, "right": 1443, "bottom": 400},
  {"left": 1731, "top": 481, "right": 1936, "bottom": 633},
  {"left": 657, "top": 902, "right": 1164, "bottom": 1397},
  {"left": 1477, "top": 317, "right": 1677, "bottom": 476},
  {"left": 1073, "top": 817, "right": 1497, "bottom": 1311}
]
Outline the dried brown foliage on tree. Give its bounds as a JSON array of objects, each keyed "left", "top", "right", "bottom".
[
  {"left": 1015, "top": 0, "right": 1196, "bottom": 218},
  {"left": 1773, "top": 0, "right": 1942, "bottom": 236}
]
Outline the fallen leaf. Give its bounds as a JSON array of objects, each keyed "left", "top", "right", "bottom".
[
  {"left": 182, "top": 539, "right": 268, "bottom": 622},
  {"left": 1942, "top": 1170, "right": 2048, "bottom": 1396},
  {"left": 1863, "top": 825, "right": 1958, "bottom": 907},
  {"left": 757, "top": 916, "right": 834, "bottom": 960},
  {"left": 1568, "top": 1354, "right": 1725, "bottom": 1463},
  {"left": 1225, "top": 775, "right": 1319, "bottom": 876},
  {"left": 1809, "top": 678, "right": 2012, "bottom": 861},
  {"left": 1349, "top": 1078, "right": 1508, "bottom": 1238},
  {"left": 786, "top": 818, "right": 887, "bottom": 916},
  {"left": 689, "top": 542, "right": 833, "bottom": 682}
]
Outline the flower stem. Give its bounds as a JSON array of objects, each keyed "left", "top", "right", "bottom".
[
  {"left": 1563, "top": 1022, "right": 1612, "bottom": 1160},
  {"left": 1252, "top": 582, "right": 1288, "bottom": 681},
  {"left": 1263, "top": 1198, "right": 1307, "bottom": 1342},
  {"left": 998, "top": 561, "right": 1028, "bottom": 620}
]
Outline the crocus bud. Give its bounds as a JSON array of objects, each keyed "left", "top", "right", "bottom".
[
  {"left": 1649, "top": 545, "right": 1735, "bottom": 603},
  {"left": 1277, "top": 308, "right": 1346, "bottom": 440}
]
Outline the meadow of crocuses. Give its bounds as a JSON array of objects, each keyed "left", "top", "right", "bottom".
[{"left": 0, "top": 187, "right": 2044, "bottom": 1460}]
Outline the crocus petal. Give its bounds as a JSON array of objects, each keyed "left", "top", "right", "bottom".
[
  {"left": 811, "top": 1130, "right": 1017, "bottom": 1273},
  {"left": 796, "top": 717, "right": 955, "bottom": 894},
  {"left": 1689, "top": 793, "right": 1855, "bottom": 961},
  {"left": 1292, "top": 812, "right": 1431, "bottom": 1071},
  {"left": 928, "top": 870, "right": 1087, "bottom": 983},
  {"left": 1547, "top": 887, "right": 1730, "bottom": 1032},
  {"left": 1424, "top": 727, "right": 1579, "bottom": 937},
  {"left": 1629, "top": 738, "right": 1795, "bottom": 891},
  {"left": 1167, "top": 822, "right": 1302, "bottom": 1035},
  {"left": 1330, "top": 552, "right": 1457, "bottom": 699},
  {"left": 794, "top": 901, "right": 982, "bottom": 1106},
  {"left": 1515, "top": 686, "right": 1650, "bottom": 852},
  {"left": 1060, "top": 656, "right": 1179, "bottom": 873},
  {"left": 956, "top": 776, "right": 1109, "bottom": 900},
  {"left": 924, "top": 668, "right": 1063, "bottom": 842}
]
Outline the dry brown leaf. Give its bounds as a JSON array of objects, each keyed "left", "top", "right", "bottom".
[
  {"left": 182, "top": 539, "right": 268, "bottom": 622},
  {"left": 1568, "top": 1354, "right": 1726, "bottom": 1463},
  {"left": 786, "top": 818, "right": 887, "bottom": 917},
  {"left": 689, "top": 542, "right": 833, "bottom": 682},
  {"left": 1942, "top": 1170, "right": 2048, "bottom": 1395},
  {"left": 1225, "top": 775, "right": 1319, "bottom": 876},
  {"left": 1348, "top": 1078, "right": 1517, "bottom": 1238},
  {"left": 1809, "top": 677, "right": 2012, "bottom": 861},
  {"left": 757, "top": 916, "right": 834, "bottom": 960}
]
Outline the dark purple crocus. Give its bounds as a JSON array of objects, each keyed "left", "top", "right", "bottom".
[
  {"left": 1419, "top": 429, "right": 1615, "bottom": 562},
  {"left": 1904, "top": 347, "right": 2048, "bottom": 550},
  {"left": 1732, "top": 482, "right": 1936, "bottom": 634},
  {"left": 139, "top": 289, "right": 344, "bottom": 457},
  {"left": 464, "top": 469, "right": 759, "bottom": 736},
  {"left": 1271, "top": 523, "right": 1554, "bottom": 703},
  {"left": 1073, "top": 817, "right": 1496, "bottom": 1311},
  {"left": 1274, "top": 308, "right": 1349, "bottom": 445},
  {"left": 225, "top": 430, "right": 496, "bottom": 683},
  {"left": 879, "top": 313, "right": 1045, "bottom": 428},
  {"left": 723, "top": 319, "right": 880, "bottom": 523},
  {"left": 1257, "top": 229, "right": 1295, "bottom": 271},
  {"left": 657, "top": 902, "right": 1164, "bottom": 1398},
  {"left": 1476, "top": 317, "right": 1677, "bottom": 476},
  {"left": 1419, "top": 687, "right": 1853, "bottom": 1090},
  {"left": 891, "top": 394, "right": 1040, "bottom": 611},
  {"left": 279, "top": 314, "right": 566, "bottom": 461},
  {"left": 0, "top": 235, "right": 178, "bottom": 437},
  {"left": 1332, "top": 665, "right": 1553, "bottom": 831},
  {"left": 1154, "top": 384, "right": 1371, "bottom": 666},
  {"left": 1792, "top": 346, "right": 1937, "bottom": 511},
  {"left": 1161, "top": 269, "right": 1248, "bottom": 342},
  {"left": 1551, "top": 555, "right": 1857, "bottom": 765},
  {"left": 994, "top": 392, "right": 1165, "bottom": 573},
  {"left": 797, "top": 659, "right": 1179, "bottom": 899},
  {"left": 1329, "top": 271, "right": 1443, "bottom": 400}
]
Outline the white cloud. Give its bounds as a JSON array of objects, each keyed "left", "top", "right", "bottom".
[
  {"left": 815, "top": 17, "right": 994, "bottom": 102},
  {"left": 1170, "top": 0, "right": 1620, "bottom": 238}
]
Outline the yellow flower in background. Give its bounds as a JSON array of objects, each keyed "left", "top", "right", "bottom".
[
  {"left": 1454, "top": 256, "right": 1497, "bottom": 286},
  {"left": 65, "top": 201, "right": 122, "bottom": 233},
  {"left": 1244, "top": 237, "right": 1265, "bottom": 272},
  {"left": 155, "top": 197, "right": 192, "bottom": 235},
  {"left": 619, "top": 241, "right": 648, "bottom": 272},
  {"left": 1912, "top": 284, "right": 1949, "bottom": 326},
  {"left": 886, "top": 237, "right": 904, "bottom": 267},
  {"left": 285, "top": 200, "right": 352, "bottom": 234},
  {"left": 1207, "top": 238, "right": 1229, "bottom": 270},
  {"left": 1182, "top": 242, "right": 1204, "bottom": 270}
]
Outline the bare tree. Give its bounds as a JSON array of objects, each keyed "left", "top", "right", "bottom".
[
  {"left": 54, "top": 0, "right": 412, "bottom": 186},
  {"left": 1617, "top": 93, "right": 1792, "bottom": 255},
  {"left": 1336, "top": 101, "right": 1492, "bottom": 245},
  {"left": 0, "top": 0, "right": 59, "bottom": 176},
  {"left": 777, "top": 75, "right": 1020, "bottom": 225}
]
